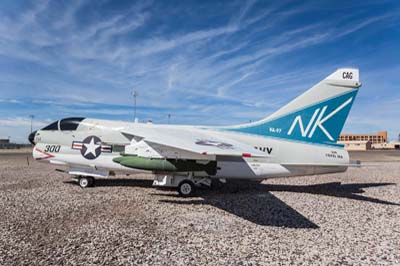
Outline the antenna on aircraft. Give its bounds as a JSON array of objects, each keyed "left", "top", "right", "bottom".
[{"left": 132, "top": 90, "right": 139, "bottom": 123}]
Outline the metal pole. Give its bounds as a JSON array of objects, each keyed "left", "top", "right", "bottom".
[
  {"left": 132, "top": 91, "right": 138, "bottom": 122},
  {"left": 29, "top": 115, "right": 34, "bottom": 133}
]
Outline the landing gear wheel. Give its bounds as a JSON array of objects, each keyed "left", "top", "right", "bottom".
[
  {"left": 78, "top": 176, "right": 94, "bottom": 188},
  {"left": 178, "top": 181, "right": 195, "bottom": 197}
]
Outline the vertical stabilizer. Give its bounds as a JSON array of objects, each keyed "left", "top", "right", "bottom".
[{"left": 225, "top": 68, "right": 361, "bottom": 146}]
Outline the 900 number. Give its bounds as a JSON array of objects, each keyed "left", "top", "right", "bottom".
[{"left": 44, "top": 145, "right": 61, "bottom": 153}]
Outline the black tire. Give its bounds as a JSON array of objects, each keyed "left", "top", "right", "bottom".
[
  {"left": 79, "top": 176, "right": 94, "bottom": 188},
  {"left": 87, "top": 176, "right": 95, "bottom": 187},
  {"left": 178, "top": 180, "right": 195, "bottom": 197}
]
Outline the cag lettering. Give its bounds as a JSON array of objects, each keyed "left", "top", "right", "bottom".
[{"left": 342, "top": 72, "right": 353, "bottom": 79}]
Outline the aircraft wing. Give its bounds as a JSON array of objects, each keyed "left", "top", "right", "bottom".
[{"left": 121, "top": 126, "right": 268, "bottom": 157}]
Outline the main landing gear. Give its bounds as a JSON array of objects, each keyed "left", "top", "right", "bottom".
[
  {"left": 78, "top": 176, "right": 95, "bottom": 188},
  {"left": 153, "top": 174, "right": 212, "bottom": 197},
  {"left": 178, "top": 180, "right": 196, "bottom": 197}
]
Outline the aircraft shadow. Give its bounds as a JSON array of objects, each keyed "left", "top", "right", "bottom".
[
  {"left": 65, "top": 178, "right": 399, "bottom": 228},
  {"left": 63, "top": 178, "right": 154, "bottom": 188},
  {"left": 160, "top": 192, "right": 320, "bottom": 229},
  {"left": 158, "top": 181, "right": 399, "bottom": 228},
  {"left": 263, "top": 182, "right": 400, "bottom": 206}
]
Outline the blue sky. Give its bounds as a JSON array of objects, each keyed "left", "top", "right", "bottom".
[{"left": 0, "top": 0, "right": 399, "bottom": 143}]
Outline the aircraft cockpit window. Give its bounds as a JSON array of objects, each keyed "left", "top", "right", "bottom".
[
  {"left": 60, "top": 117, "right": 85, "bottom": 131},
  {"left": 41, "top": 121, "right": 59, "bottom": 131}
]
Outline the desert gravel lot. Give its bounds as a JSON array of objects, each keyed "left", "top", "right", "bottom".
[{"left": 1, "top": 152, "right": 400, "bottom": 266}]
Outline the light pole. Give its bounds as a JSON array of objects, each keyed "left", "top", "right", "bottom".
[
  {"left": 132, "top": 90, "right": 138, "bottom": 122},
  {"left": 29, "top": 115, "right": 34, "bottom": 133}
]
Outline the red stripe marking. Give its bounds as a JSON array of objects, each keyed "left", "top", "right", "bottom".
[
  {"left": 242, "top": 153, "right": 252, "bottom": 157},
  {"left": 35, "top": 148, "right": 55, "bottom": 160}
]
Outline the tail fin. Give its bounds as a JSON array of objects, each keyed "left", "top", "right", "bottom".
[{"left": 225, "top": 68, "right": 361, "bottom": 146}]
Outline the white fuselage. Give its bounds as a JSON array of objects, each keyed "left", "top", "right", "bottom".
[{"left": 32, "top": 118, "right": 349, "bottom": 180}]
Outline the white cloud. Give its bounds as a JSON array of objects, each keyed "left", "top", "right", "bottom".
[
  {"left": 217, "top": 72, "right": 254, "bottom": 96},
  {"left": 0, "top": 117, "right": 47, "bottom": 128},
  {"left": 0, "top": 1, "right": 399, "bottom": 141},
  {"left": 0, "top": 117, "right": 48, "bottom": 143}
]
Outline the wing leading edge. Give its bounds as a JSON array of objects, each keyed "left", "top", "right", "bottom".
[{"left": 121, "top": 126, "right": 268, "bottom": 158}]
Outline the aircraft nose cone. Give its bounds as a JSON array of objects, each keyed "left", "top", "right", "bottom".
[{"left": 28, "top": 130, "right": 37, "bottom": 145}]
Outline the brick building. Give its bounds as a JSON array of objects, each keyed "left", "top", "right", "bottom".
[{"left": 339, "top": 131, "right": 387, "bottom": 144}]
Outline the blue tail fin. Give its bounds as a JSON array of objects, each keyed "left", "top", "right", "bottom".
[{"left": 224, "top": 68, "right": 361, "bottom": 146}]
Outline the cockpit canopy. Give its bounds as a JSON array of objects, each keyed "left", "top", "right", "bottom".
[{"left": 41, "top": 117, "right": 85, "bottom": 131}]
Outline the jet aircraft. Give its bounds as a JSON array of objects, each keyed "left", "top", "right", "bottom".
[{"left": 29, "top": 68, "right": 361, "bottom": 196}]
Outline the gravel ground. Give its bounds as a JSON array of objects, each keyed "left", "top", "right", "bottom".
[{"left": 1, "top": 153, "right": 399, "bottom": 266}]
